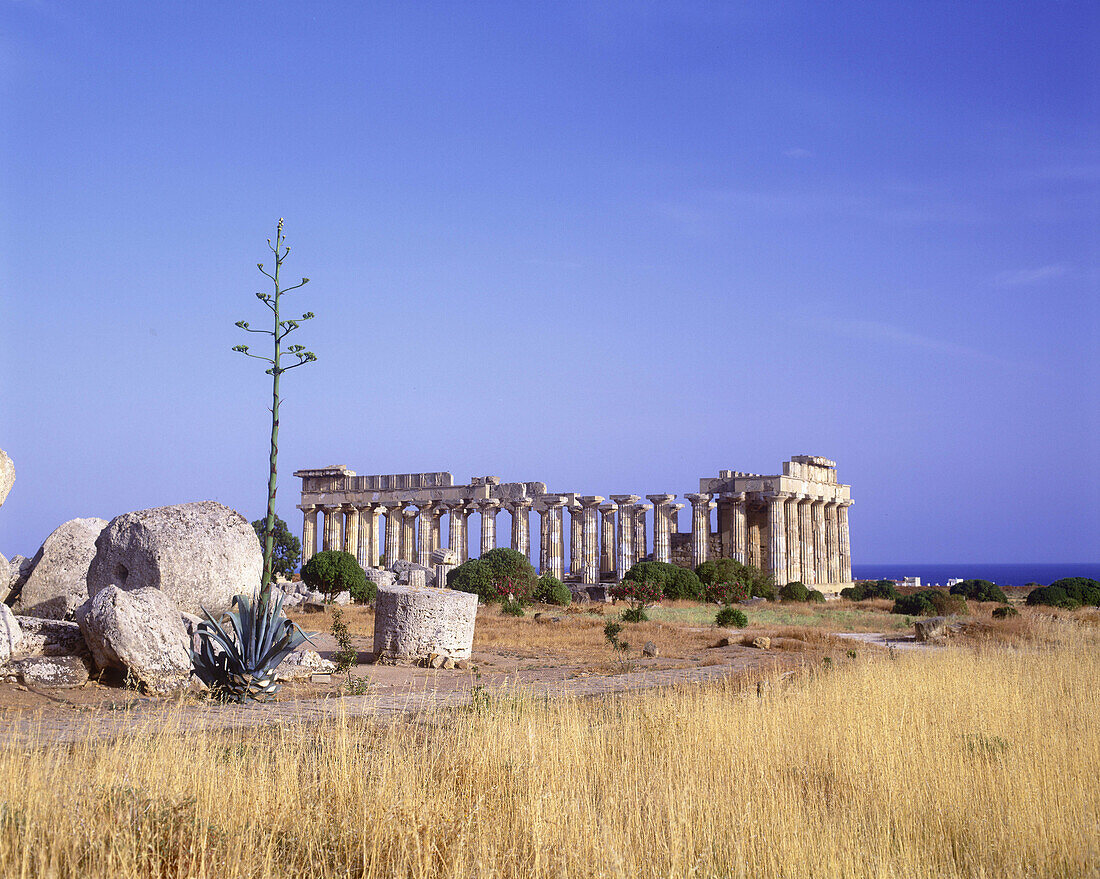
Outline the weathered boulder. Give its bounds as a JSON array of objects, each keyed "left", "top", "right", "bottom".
[
  {"left": 391, "top": 559, "right": 436, "bottom": 588},
  {"left": 914, "top": 616, "right": 957, "bottom": 642},
  {"left": 429, "top": 548, "right": 459, "bottom": 566},
  {"left": 16, "top": 517, "right": 108, "bottom": 620},
  {"left": 751, "top": 636, "right": 771, "bottom": 650},
  {"left": 365, "top": 568, "right": 395, "bottom": 590},
  {"left": 643, "top": 640, "right": 659, "bottom": 657},
  {"left": 276, "top": 649, "right": 336, "bottom": 681},
  {"left": 16, "top": 617, "right": 89, "bottom": 657},
  {"left": 18, "top": 655, "right": 90, "bottom": 688},
  {"left": 5, "top": 555, "right": 34, "bottom": 604},
  {"left": 332, "top": 590, "right": 352, "bottom": 606},
  {"left": 0, "top": 604, "right": 21, "bottom": 663},
  {"left": 0, "top": 448, "right": 13, "bottom": 509},
  {"left": 86, "top": 501, "right": 261, "bottom": 615},
  {"left": 373, "top": 584, "right": 478, "bottom": 661},
  {"left": 75, "top": 586, "right": 191, "bottom": 695}
]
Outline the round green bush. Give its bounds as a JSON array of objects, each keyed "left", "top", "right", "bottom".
[
  {"left": 715, "top": 606, "right": 748, "bottom": 628},
  {"left": 1025, "top": 585, "right": 1079, "bottom": 609},
  {"left": 300, "top": 551, "right": 372, "bottom": 602},
  {"left": 992, "top": 605, "right": 1019, "bottom": 619},
  {"left": 668, "top": 567, "right": 703, "bottom": 600},
  {"left": 949, "top": 579, "right": 1008, "bottom": 603},
  {"left": 779, "top": 581, "right": 810, "bottom": 602},
  {"left": 807, "top": 589, "right": 826, "bottom": 603},
  {"left": 449, "top": 547, "right": 538, "bottom": 602},
  {"left": 892, "top": 589, "right": 967, "bottom": 617},
  {"left": 622, "top": 561, "right": 688, "bottom": 599},
  {"left": 1030, "top": 578, "right": 1100, "bottom": 608},
  {"left": 500, "top": 598, "right": 525, "bottom": 617},
  {"left": 841, "top": 579, "right": 899, "bottom": 601},
  {"left": 534, "top": 575, "right": 571, "bottom": 606}
]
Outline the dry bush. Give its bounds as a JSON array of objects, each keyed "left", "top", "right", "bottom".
[{"left": 0, "top": 640, "right": 1096, "bottom": 878}]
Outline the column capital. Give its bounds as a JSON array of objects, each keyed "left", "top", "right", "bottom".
[
  {"left": 402, "top": 506, "right": 419, "bottom": 519},
  {"left": 683, "top": 492, "right": 712, "bottom": 505},
  {"left": 536, "top": 494, "right": 569, "bottom": 510},
  {"left": 340, "top": 502, "right": 358, "bottom": 513},
  {"left": 838, "top": 499, "right": 854, "bottom": 508},
  {"left": 669, "top": 503, "right": 685, "bottom": 513},
  {"left": 297, "top": 504, "right": 318, "bottom": 513},
  {"left": 373, "top": 503, "right": 389, "bottom": 514},
  {"left": 636, "top": 502, "right": 652, "bottom": 512},
  {"left": 506, "top": 498, "right": 533, "bottom": 511},
  {"left": 609, "top": 494, "right": 640, "bottom": 505},
  {"left": 579, "top": 495, "right": 605, "bottom": 508},
  {"left": 646, "top": 494, "right": 676, "bottom": 505},
  {"left": 763, "top": 491, "right": 793, "bottom": 503},
  {"left": 599, "top": 502, "right": 618, "bottom": 513}
]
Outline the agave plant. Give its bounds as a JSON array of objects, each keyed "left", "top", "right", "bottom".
[{"left": 191, "top": 590, "right": 310, "bottom": 702}]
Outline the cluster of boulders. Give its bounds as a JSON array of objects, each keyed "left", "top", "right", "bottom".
[{"left": 0, "top": 454, "right": 333, "bottom": 693}]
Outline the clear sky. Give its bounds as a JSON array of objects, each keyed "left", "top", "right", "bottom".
[{"left": 1, "top": 1, "right": 1097, "bottom": 564}]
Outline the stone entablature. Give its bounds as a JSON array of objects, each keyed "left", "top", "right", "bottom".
[{"left": 295, "top": 456, "right": 854, "bottom": 591}]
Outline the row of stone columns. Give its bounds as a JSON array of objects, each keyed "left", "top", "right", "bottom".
[{"left": 300, "top": 492, "right": 852, "bottom": 586}]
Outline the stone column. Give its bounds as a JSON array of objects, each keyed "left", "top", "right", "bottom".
[
  {"left": 716, "top": 496, "right": 732, "bottom": 558},
  {"left": 569, "top": 503, "right": 583, "bottom": 577},
  {"left": 730, "top": 493, "right": 747, "bottom": 564},
  {"left": 430, "top": 510, "right": 442, "bottom": 555},
  {"left": 299, "top": 505, "right": 318, "bottom": 565},
  {"left": 798, "top": 498, "right": 815, "bottom": 586},
  {"left": 343, "top": 505, "right": 360, "bottom": 558},
  {"left": 838, "top": 501, "right": 853, "bottom": 583},
  {"left": 384, "top": 504, "right": 402, "bottom": 567},
  {"left": 478, "top": 499, "right": 501, "bottom": 558},
  {"left": 548, "top": 500, "right": 567, "bottom": 580},
  {"left": 684, "top": 493, "right": 714, "bottom": 570},
  {"left": 508, "top": 501, "right": 532, "bottom": 562},
  {"left": 784, "top": 496, "right": 801, "bottom": 584},
  {"left": 634, "top": 503, "right": 651, "bottom": 563},
  {"left": 811, "top": 498, "right": 828, "bottom": 585},
  {"left": 401, "top": 506, "right": 418, "bottom": 562},
  {"left": 746, "top": 496, "right": 762, "bottom": 569},
  {"left": 668, "top": 503, "right": 684, "bottom": 544},
  {"left": 579, "top": 496, "right": 603, "bottom": 585},
  {"left": 356, "top": 505, "right": 373, "bottom": 570},
  {"left": 599, "top": 502, "right": 618, "bottom": 575},
  {"left": 320, "top": 505, "right": 335, "bottom": 552},
  {"left": 537, "top": 503, "right": 551, "bottom": 574},
  {"left": 446, "top": 503, "right": 462, "bottom": 557},
  {"left": 417, "top": 505, "right": 435, "bottom": 568},
  {"left": 647, "top": 495, "right": 675, "bottom": 564},
  {"left": 610, "top": 495, "right": 639, "bottom": 580},
  {"left": 764, "top": 492, "right": 790, "bottom": 585},
  {"left": 458, "top": 503, "right": 474, "bottom": 563},
  {"left": 825, "top": 502, "right": 841, "bottom": 585},
  {"left": 366, "top": 505, "right": 384, "bottom": 568}
]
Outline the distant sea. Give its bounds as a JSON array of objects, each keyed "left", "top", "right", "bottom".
[{"left": 851, "top": 563, "right": 1099, "bottom": 588}]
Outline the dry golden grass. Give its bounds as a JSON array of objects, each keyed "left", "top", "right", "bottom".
[{"left": 0, "top": 623, "right": 1097, "bottom": 878}]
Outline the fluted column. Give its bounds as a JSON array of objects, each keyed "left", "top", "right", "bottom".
[
  {"left": 478, "top": 499, "right": 500, "bottom": 558},
  {"left": 366, "top": 505, "right": 384, "bottom": 568},
  {"left": 668, "top": 502, "right": 684, "bottom": 543},
  {"left": 430, "top": 510, "right": 442, "bottom": 554},
  {"left": 445, "top": 503, "right": 461, "bottom": 557},
  {"left": 610, "top": 495, "right": 639, "bottom": 579},
  {"left": 569, "top": 503, "right": 583, "bottom": 577},
  {"left": 343, "top": 505, "right": 360, "bottom": 558},
  {"left": 417, "top": 505, "right": 435, "bottom": 568},
  {"left": 685, "top": 493, "right": 714, "bottom": 570},
  {"left": 576, "top": 496, "right": 603, "bottom": 585},
  {"left": 509, "top": 501, "right": 532, "bottom": 562},
  {"left": 647, "top": 494, "right": 675, "bottom": 563},
  {"left": 599, "top": 502, "right": 618, "bottom": 575},
  {"left": 811, "top": 498, "right": 828, "bottom": 585},
  {"left": 730, "top": 493, "right": 747, "bottom": 564},
  {"left": 355, "top": 505, "right": 372, "bottom": 569},
  {"left": 717, "top": 496, "right": 732, "bottom": 558},
  {"left": 384, "top": 504, "right": 402, "bottom": 567},
  {"left": 320, "top": 505, "right": 336, "bottom": 552},
  {"left": 549, "top": 500, "right": 566, "bottom": 580},
  {"left": 400, "top": 507, "right": 418, "bottom": 562},
  {"left": 838, "top": 500, "right": 853, "bottom": 583},
  {"left": 825, "top": 502, "right": 841, "bottom": 585},
  {"left": 784, "top": 497, "right": 801, "bottom": 584},
  {"left": 798, "top": 498, "right": 815, "bottom": 586},
  {"left": 764, "top": 492, "right": 790, "bottom": 585},
  {"left": 299, "top": 505, "right": 318, "bottom": 565},
  {"left": 634, "top": 503, "right": 651, "bottom": 562},
  {"left": 747, "top": 498, "right": 762, "bottom": 569},
  {"left": 458, "top": 503, "right": 474, "bottom": 563}
]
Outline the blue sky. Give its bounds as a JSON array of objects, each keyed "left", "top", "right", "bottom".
[{"left": 1, "top": 1, "right": 1097, "bottom": 564}]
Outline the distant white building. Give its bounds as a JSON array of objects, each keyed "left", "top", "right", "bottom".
[{"left": 902, "top": 576, "right": 921, "bottom": 588}]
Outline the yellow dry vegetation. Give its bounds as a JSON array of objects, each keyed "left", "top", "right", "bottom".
[{"left": 0, "top": 625, "right": 1096, "bottom": 878}]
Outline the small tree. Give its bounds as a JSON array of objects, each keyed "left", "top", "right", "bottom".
[
  {"left": 250, "top": 516, "right": 301, "bottom": 579},
  {"left": 234, "top": 219, "right": 316, "bottom": 596}
]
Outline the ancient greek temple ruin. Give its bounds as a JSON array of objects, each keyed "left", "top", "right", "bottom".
[{"left": 295, "top": 455, "right": 853, "bottom": 589}]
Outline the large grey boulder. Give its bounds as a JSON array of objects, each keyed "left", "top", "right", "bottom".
[
  {"left": 76, "top": 586, "right": 191, "bottom": 695},
  {"left": 16, "top": 517, "right": 108, "bottom": 620},
  {"left": 4, "top": 554, "right": 34, "bottom": 604},
  {"left": 86, "top": 501, "right": 262, "bottom": 615},
  {"left": 0, "top": 448, "right": 13, "bottom": 509},
  {"left": 0, "top": 604, "right": 21, "bottom": 664}
]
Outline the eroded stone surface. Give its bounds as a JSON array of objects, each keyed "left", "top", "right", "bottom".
[
  {"left": 18, "top": 655, "right": 90, "bottom": 688},
  {"left": 276, "top": 649, "right": 336, "bottom": 681},
  {"left": 5, "top": 555, "right": 34, "bottom": 605},
  {"left": 0, "top": 604, "right": 21, "bottom": 663},
  {"left": 16, "top": 617, "right": 89, "bottom": 657},
  {"left": 373, "top": 584, "right": 477, "bottom": 661},
  {"left": 87, "top": 501, "right": 261, "bottom": 614},
  {"left": 0, "top": 448, "right": 13, "bottom": 509},
  {"left": 17, "top": 517, "right": 108, "bottom": 620},
  {"left": 75, "top": 586, "right": 191, "bottom": 695}
]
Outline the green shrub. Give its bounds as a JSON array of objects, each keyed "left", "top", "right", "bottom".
[
  {"left": 949, "top": 579, "right": 1008, "bottom": 603},
  {"left": 892, "top": 589, "right": 967, "bottom": 617},
  {"left": 621, "top": 561, "right": 700, "bottom": 599},
  {"left": 447, "top": 559, "right": 494, "bottom": 600},
  {"left": 807, "top": 589, "right": 826, "bottom": 603},
  {"left": 1045, "top": 578, "right": 1100, "bottom": 607},
  {"left": 300, "top": 551, "right": 371, "bottom": 602},
  {"left": 715, "top": 606, "right": 748, "bottom": 628},
  {"left": 1025, "top": 585, "right": 1079, "bottom": 609},
  {"left": 779, "top": 581, "right": 809, "bottom": 602},
  {"left": 992, "top": 606, "right": 1019, "bottom": 619},
  {"left": 500, "top": 599, "right": 525, "bottom": 617},
  {"left": 668, "top": 567, "right": 703, "bottom": 600},
  {"left": 448, "top": 548, "right": 538, "bottom": 603},
  {"left": 534, "top": 575, "right": 571, "bottom": 606},
  {"left": 841, "top": 579, "right": 899, "bottom": 601},
  {"left": 697, "top": 559, "right": 776, "bottom": 602},
  {"left": 621, "top": 605, "right": 648, "bottom": 623}
]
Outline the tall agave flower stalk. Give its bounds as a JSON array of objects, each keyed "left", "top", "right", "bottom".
[{"left": 191, "top": 590, "right": 310, "bottom": 702}]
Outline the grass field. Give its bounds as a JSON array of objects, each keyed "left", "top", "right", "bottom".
[{"left": 0, "top": 615, "right": 1096, "bottom": 878}]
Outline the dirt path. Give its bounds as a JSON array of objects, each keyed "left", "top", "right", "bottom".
[{"left": 0, "top": 652, "right": 794, "bottom": 747}]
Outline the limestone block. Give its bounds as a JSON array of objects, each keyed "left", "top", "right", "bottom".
[
  {"left": 391, "top": 559, "right": 436, "bottom": 588},
  {"left": 5, "top": 555, "right": 34, "bottom": 604},
  {"left": 86, "top": 501, "right": 261, "bottom": 615},
  {"left": 373, "top": 584, "right": 478, "bottom": 661},
  {"left": 365, "top": 569, "right": 395, "bottom": 589},
  {"left": 0, "top": 448, "right": 13, "bottom": 509},
  {"left": 276, "top": 649, "right": 336, "bottom": 681},
  {"left": 332, "top": 590, "right": 352, "bottom": 606},
  {"left": 913, "top": 616, "right": 957, "bottom": 642},
  {"left": 75, "top": 586, "right": 191, "bottom": 695},
  {"left": 16, "top": 517, "right": 108, "bottom": 620},
  {"left": 429, "top": 548, "right": 459, "bottom": 566},
  {"left": 18, "top": 655, "right": 90, "bottom": 688},
  {"left": 0, "top": 604, "right": 21, "bottom": 664},
  {"left": 643, "top": 641, "right": 659, "bottom": 657},
  {"left": 15, "top": 617, "right": 89, "bottom": 657}
]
